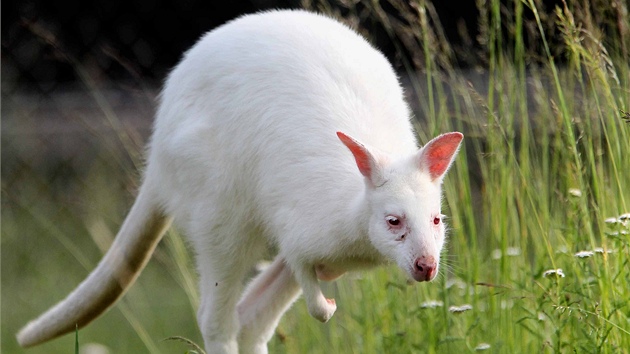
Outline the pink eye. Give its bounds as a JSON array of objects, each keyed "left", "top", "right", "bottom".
[{"left": 433, "top": 217, "right": 441, "bottom": 225}]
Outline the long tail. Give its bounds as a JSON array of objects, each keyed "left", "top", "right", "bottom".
[{"left": 17, "top": 182, "right": 173, "bottom": 347}]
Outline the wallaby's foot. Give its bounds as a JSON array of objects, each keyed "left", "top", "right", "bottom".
[
  {"left": 293, "top": 264, "right": 338, "bottom": 322},
  {"left": 307, "top": 294, "right": 337, "bottom": 322}
]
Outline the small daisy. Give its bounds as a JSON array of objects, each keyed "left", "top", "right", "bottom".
[
  {"left": 506, "top": 247, "right": 521, "bottom": 256},
  {"left": 492, "top": 247, "right": 521, "bottom": 259},
  {"left": 475, "top": 343, "right": 491, "bottom": 351},
  {"left": 568, "top": 188, "right": 582, "bottom": 197},
  {"left": 543, "top": 268, "right": 565, "bottom": 278},
  {"left": 446, "top": 278, "right": 467, "bottom": 290},
  {"left": 500, "top": 299, "right": 514, "bottom": 309},
  {"left": 604, "top": 217, "right": 619, "bottom": 225},
  {"left": 420, "top": 300, "right": 444, "bottom": 309},
  {"left": 619, "top": 213, "right": 630, "bottom": 221},
  {"left": 449, "top": 304, "right": 473, "bottom": 313},
  {"left": 574, "top": 250, "right": 594, "bottom": 258},
  {"left": 556, "top": 245, "right": 568, "bottom": 254}
]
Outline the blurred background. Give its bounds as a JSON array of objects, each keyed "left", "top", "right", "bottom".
[
  {"left": 2, "top": 0, "right": 568, "bottom": 200},
  {"left": 3, "top": 0, "right": 489, "bottom": 91},
  {"left": 3, "top": 0, "right": 628, "bottom": 353}
]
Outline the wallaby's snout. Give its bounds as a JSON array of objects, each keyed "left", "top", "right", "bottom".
[{"left": 412, "top": 255, "right": 437, "bottom": 282}]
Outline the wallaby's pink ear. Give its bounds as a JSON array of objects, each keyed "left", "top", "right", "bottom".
[
  {"left": 337, "top": 131, "right": 385, "bottom": 186},
  {"left": 418, "top": 132, "right": 463, "bottom": 182}
]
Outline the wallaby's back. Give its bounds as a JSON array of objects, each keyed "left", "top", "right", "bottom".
[{"left": 149, "top": 10, "right": 419, "bottom": 227}]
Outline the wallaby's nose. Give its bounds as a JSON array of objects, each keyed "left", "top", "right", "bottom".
[{"left": 413, "top": 256, "right": 437, "bottom": 282}]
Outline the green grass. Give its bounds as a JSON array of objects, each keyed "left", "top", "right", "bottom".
[{"left": 2, "top": 0, "right": 629, "bottom": 353}]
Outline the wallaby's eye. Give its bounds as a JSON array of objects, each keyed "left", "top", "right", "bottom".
[
  {"left": 433, "top": 217, "right": 441, "bottom": 225},
  {"left": 386, "top": 215, "right": 400, "bottom": 227}
]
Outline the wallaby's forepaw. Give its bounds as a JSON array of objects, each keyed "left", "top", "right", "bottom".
[{"left": 308, "top": 296, "right": 337, "bottom": 322}]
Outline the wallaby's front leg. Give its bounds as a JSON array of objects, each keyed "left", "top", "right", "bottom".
[{"left": 292, "top": 263, "right": 337, "bottom": 322}]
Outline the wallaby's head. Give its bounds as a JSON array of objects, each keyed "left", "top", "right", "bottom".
[{"left": 337, "top": 131, "right": 463, "bottom": 282}]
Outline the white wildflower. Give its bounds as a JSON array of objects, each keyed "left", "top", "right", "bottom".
[
  {"left": 537, "top": 312, "right": 547, "bottom": 321},
  {"left": 574, "top": 250, "right": 594, "bottom": 258},
  {"left": 618, "top": 213, "right": 630, "bottom": 221},
  {"left": 449, "top": 304, "right": 473, "bottom": 313},
  {"left": 506, "top": 247, "right": 521, "bottom": 256},
  {"left": 492, "top": 247, "right": 520, "bottom": 259},
  {"left": 500, "top": 299, "right": 514, "bottom": 309},
  {"left": 80, "top": 343, "right": 111, "bottom": 354},
  {"left": 568, "top": 188, "right": 582, "bottom": 197},
  {"left": 604, "top": 217, "right": 619, "bottom": 225},
  {"left": 475, "top": 343, "right": 491, "bottom": 351},
  {"left": 593, "top": 247, "right": 614, "bottom": 254},
  {"left": 543, "top": 268, "right": 565, "bottom": 278},
  {"left": 446, "top": 278, "right": 467, "bottom": 290},
  {"left": 420, "top": 300, "right": 444, "bottom": 309}
]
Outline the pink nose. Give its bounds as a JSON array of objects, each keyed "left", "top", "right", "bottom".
[{"left": 413, "top": 256, "right": 437, "bottom": 282}]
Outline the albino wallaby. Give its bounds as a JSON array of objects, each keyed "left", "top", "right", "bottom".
[{"left": 17, "top": 9, "right": 463, "bottom": 354}]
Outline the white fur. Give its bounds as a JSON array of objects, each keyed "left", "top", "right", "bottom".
[{"left": 17, "top": 10, "right": 463, "bottom": 353}]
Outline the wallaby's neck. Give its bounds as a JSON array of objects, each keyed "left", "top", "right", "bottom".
[{"left": 337, "top": 184, "right": 382, "bottom": 262}]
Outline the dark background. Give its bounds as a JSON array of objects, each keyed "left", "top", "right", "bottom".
[
  {"left": 4, "top": 0, "right": 582, "bottom": 95},
  {"left": 3, "top": 0, "right": 593, "bottom": 94},
  {"left": 1, "top": 0, "right": 503, "bottom": 218},
  {"left": 1, "top": 0, "right": 502, "bottom": 93},
  {"left": 2, "top": 0, "right": 570, "bottom": 190}
]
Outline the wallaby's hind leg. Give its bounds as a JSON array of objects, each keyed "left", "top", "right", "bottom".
[
  {"left": 192, "top": 222, "right": 265, "bottom": 354},
  {"left": 237, "top": 257, "right": 301, "bottom": 354}
]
